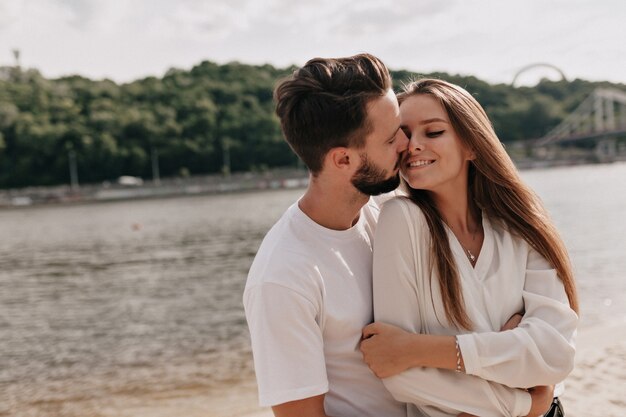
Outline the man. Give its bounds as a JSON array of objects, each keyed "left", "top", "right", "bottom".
[{"left": 243, "top": 53, "right": 408, "bottom": 417}]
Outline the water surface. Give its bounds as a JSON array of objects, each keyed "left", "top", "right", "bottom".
[{"left": 1, "top": 163, "right": 625, "bottom": 416}]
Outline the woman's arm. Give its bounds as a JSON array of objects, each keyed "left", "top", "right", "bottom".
[
  {"left": 457, "top": 246, "right": 578, "bottom": 388},
  {"left": 361, "top": 323, "right": 555, "bottom": 417},
  {"left": 369, "top": 199, "right": 532, "bottom": 417},
  {"left": 361, "top": 314, "right": 522, "bottom": 378},
  {"left": 373, "top": 200, "right": 577, "bottom": 389}
]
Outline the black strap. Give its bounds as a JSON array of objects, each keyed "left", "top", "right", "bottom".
[{"left": 543, "top": 397, "right": 564, "bottom": 417}]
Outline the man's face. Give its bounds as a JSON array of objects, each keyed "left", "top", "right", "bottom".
[{"left": 351, "top": 89, "right": 409, "bottom": 195}]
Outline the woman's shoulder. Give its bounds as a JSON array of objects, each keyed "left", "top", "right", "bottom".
[
  {"left": 379, "top": 196, "right": 429, "bottom": 228},
  {"left": 381, "top": 195, "right": 417, "bottom": 213}
]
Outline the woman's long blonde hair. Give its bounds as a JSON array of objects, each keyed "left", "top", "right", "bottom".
[{"left": 398, "top": 79, "right": 579, "bottom": 330}]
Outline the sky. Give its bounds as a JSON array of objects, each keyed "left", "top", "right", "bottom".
[{"left": 0, "top": 0, "right": 625, "bottom": 86}]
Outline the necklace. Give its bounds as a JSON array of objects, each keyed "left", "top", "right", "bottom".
[
  {"left": 444, "top": 213, "right": 481, "bottom": 265},
  {"left": 458, "top": 225, "right": 479, "bottom": 265},
  {"left": 464, "top": 248, "right": 477, "bottom": 264}
]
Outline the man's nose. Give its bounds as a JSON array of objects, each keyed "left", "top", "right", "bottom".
[{"left": 396, "top": 130, "right": 409, "bottom": 153}]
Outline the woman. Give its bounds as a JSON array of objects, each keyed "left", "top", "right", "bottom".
[{"left": 360, "top": 79, "right": 578, "bottom": 417}]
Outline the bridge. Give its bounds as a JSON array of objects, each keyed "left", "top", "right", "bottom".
[
  {"left": 512, "top": 63, "right": 568, "bottom": 87},
  {"left": 533, "top": 88, "right": 626, "bottom": 162}
]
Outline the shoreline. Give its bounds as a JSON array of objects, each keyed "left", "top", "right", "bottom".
[
  {"left": 3, "top": 160, "right": 626, "bottom": 209},
  {"left": 0, "top": 169, "right": 310, "bottom": 209}
]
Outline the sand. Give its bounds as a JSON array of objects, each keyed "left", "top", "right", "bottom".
[
  {"left": 240, "top": 320, "right": 626, "bottom": 417},
  {"left": 9, "top": 322, "right": 623, "bottom": 417},
  {"left": 559, "top": 320, "right": 626, "bottom": 417}
]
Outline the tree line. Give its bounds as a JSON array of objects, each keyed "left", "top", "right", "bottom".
[{"left": 0, "top": 61, "right": 623, "bottom": 188}]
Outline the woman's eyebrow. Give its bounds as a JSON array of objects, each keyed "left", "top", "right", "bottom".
[{"left": 419, "top": 118, "right": 448, "bottom": 125}]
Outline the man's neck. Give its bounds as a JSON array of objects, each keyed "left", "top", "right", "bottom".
[{"left": 298, "top": 176, "right": 369, "bottom": 231}]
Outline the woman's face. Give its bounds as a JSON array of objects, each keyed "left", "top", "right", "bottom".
[{"left": 399, "top": 94, "right": 473, "bottom": 194}]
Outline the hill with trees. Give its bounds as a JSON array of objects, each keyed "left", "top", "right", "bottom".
[{"left": 0, "top": 62, "right": 623, "bottom": 188}]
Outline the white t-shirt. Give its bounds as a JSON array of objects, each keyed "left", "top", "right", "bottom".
[
  {"left": 243, "top": 199, "right": 406, "bottom": 417},
  {"left": 373, "top": 197, "right": 578, "bottom": 417}
]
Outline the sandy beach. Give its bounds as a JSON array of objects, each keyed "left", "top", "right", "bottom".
[
  {"left": 239, "top": 320, "right": 626, "bottom": 417},
  {"left": 7, "top": 320, "right": 623, "bottom": 417},
  {"left": 559, "top": 320, "right": 626, "bottom": 417}
]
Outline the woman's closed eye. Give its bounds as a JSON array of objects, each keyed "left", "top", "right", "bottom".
[{"left": 426, "top": 130, "right": 445, "bottom": 138}]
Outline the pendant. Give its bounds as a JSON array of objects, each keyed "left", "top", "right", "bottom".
[{"left": 466, "top": 249, "right": 476, "bottom": 263}]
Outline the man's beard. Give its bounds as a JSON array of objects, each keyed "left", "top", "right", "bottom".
[{"left": 351, "top": 154, "right": 400, "bottom": 196}]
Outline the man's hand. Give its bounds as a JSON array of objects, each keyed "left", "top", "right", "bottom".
[
  {"left": 501, "top": 313, "right": 523, "bottom": 331},
  {"left": 525, "top": 385, "right": 554, "bottom": 417},
  {"left": 360, "top": 322, "right": 417, "bottom": 378}
]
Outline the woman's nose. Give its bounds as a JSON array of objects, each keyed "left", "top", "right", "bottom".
[{"left": 408, "top": 135, "right": 425, "bottom": 153}]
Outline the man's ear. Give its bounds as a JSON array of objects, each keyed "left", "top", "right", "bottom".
[{"left": 326, "top": 147, "right": 353, "bottom": 171}]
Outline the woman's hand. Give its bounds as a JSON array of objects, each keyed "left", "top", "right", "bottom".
[{"left": 360, "top": 322, "right": 418, "bottom": 378}]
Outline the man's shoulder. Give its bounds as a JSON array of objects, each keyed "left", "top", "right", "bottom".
[
  {"left": 246, "top": 204, "right": 323, "bottom": 290},
  {"left": 256, "top": 202, "right": 320, "bottom": 256}
]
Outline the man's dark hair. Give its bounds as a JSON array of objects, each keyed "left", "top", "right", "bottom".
[{"left": 274, "top": 53, "right": 392, "bottom": 174}]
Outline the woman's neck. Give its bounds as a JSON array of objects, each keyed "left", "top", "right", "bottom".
[{"left": 431, "top": 188, "right": 481, "bottom": 235}]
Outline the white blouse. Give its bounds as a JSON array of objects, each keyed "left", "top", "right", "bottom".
[{"left": 373, "top": 197, "right": 578, "bottom": 417}]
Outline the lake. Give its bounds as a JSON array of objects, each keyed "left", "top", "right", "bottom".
[{"left": 1, "top": 162, "right": 625, "bottom": 416}]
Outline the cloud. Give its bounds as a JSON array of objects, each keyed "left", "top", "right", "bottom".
[
  {"left": 330, "top": 0, "right": 454, "bottom": 36},
  {"left": 4, "top": 0, "right": 254, "bottom": 38},
  {"left": 0, "top": 0, "right": 624, "bottom": 84},
  {"left": 57, "top": 0, "right": 98, "bottom": 29},
  {"left": 0, "top": 0, "right": 22, "bottom": 29},
  {"left": 163, "top": 1, "right": 251, "bottom": 39}
]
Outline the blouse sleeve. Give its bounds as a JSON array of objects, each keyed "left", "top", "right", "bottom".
[
  {"left": 373, "top": 198, "right": 532, "bottom": 417},
  {"left": 457, "top": 244, "right": 578, "bottom": 388}
]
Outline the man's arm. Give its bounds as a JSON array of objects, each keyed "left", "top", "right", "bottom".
[
  {"left": 272, "top": 395, "right": 331, "bottom": 417},
  {"left": 243, "top": 281, "right": 329, "bottom": 409}
]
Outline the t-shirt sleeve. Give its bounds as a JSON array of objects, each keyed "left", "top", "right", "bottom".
[
  {"left": 458, "top": 245, "right": 578, "bottom": 388},
  {"left": 243, "top": 281, "right": 328, "bottom": 407}
]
